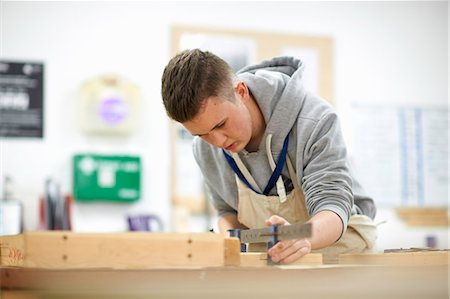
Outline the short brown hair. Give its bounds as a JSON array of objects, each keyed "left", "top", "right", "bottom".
[{"left": 161, "top": 49, "right": 235, "bottom": 123}]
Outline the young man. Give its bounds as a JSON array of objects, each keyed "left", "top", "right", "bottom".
[{"left": 161, "top": 49, "right": 377, "bottom": 264}]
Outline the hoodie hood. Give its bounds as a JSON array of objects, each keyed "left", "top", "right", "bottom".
[{"left": 237, "top": 56, "right": 306, "bottom": 151}]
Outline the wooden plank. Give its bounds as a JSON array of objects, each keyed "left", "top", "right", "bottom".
[
  {"left": 396, "top": 207, "right": 449, "bottom": 227},
  {"left": 0, "top": 233, "right": 25, "bottom": 267},
  {"left": 339, "top": 251, "right": 449, "bottom": 266},
  {"left": 0, "top": 232, "right": 240, "bottom": 269},
  {"left": 224, "top": 237, "right": 240, "bottom": 266},
  {"left": 2, "top": 265, "right": 448, "bottom": 299},
  {"left": 240, "top": 252, "right": 322, "bottom": 267},
  {"left": 1, "top": 291, "right": 39, "bottom": 299}
]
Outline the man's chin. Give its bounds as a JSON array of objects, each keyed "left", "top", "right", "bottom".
[{"left": 224, "top": 142, "right": 237, "bottom": 152}]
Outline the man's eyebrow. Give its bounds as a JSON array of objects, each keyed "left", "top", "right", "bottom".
[{"left": 195, "top": 118, "right": 227, "bottom": 137}]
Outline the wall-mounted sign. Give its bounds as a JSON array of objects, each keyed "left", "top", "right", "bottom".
[
  {"left": 0, "top": 60, "right": 44, "bottom": 138},
  {"left": 73, "top": 154, "right": 141, "bottom": 202},
  {"left": 78, "top": 74, "right": 141, "bottom": 136}
]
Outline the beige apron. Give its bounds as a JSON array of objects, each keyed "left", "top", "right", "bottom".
[{"left": 233, "top": 135, "right": 377, "bottom": 264}]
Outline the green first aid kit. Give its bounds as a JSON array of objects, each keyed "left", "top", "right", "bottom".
[{"left": 73, "top": 154, "right": 141, "bottom": 202}]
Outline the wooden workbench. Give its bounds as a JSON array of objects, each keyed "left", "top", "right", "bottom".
[
  {"left": 1, "top": 232, "right": 448, "bottom": 298},
  {"left": 1, "top": 264, "right": 448, "bottom": 299}
]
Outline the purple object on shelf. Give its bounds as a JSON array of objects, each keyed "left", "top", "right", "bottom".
[
  {"left": 127, "top": 214, "right": 163, "bottom": 232},
  {"left": 98, "top": 96, "right": 128, "bottom": 125},
  {"left": 426, "top": 235, "right": 437, "bottom": 248}
]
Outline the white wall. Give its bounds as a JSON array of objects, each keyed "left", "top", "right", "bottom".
[{"left": 1, "top": 1, "right": 448, "bottom": 249}]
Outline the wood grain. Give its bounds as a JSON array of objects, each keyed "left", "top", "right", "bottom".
[
  {"left": 339, "top": 251, "right": 449, "bottom": 266},
  {"left": 0, "top": 232, "right": 240, "bottom": 269},
  {"left": 240, "top": 252, "right": 323, "bottom": 266}
]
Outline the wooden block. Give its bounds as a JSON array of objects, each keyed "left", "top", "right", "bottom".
[
  {"left": 0, "top": 234, "right": 25, "bottom": 266},
  {"left": 339, "top": 251, "right": 449, "bottom": 266},
  {"left": 2, "top": 291, "right": 39, "bottom": 299},
  {"left": 224, "top": 237, "right": 241, "bottom": 266},
  {"left": 0, "top": 231, "right": 240, "bottom": 269},
  {"left": 240, "top": 252, "right": 322, "bottom": 267},
  {"left": 396, "top": 207, "right": 449, "bottom": 227}
]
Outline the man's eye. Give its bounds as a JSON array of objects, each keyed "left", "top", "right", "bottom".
[{"left": 217, "top": 122, "right": 226, "bottom": 128}]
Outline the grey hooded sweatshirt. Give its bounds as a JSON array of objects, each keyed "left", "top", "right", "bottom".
[{"left": 192, "top": 56, "right": 376, "bottom": 233}]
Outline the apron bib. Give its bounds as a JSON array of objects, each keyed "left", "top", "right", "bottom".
[{"left": 225, "top": 134, "right": 377, "bottom": 263}]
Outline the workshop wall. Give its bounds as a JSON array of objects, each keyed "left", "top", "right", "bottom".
[{"left": 1, "top": 2, "right": 447, "bottom": 250}]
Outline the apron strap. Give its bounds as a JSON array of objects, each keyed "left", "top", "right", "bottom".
[
  {"left": 231, "top": 152, "right": 262, "bottom": 193},
  {"left": 223, "top": 151, "right": 261, "bottom": 194},
  {"left": 286, "top": 155, "right": 301, "bottom": 191},
  {"left": 222, "top": 135, "right": 289, "bottom": 196},
  {"left": 265, "top": 134, "right": 287, "bottom": 203},
  {"left": 262, "top": 135, "right": 289, "bottom": 195}
]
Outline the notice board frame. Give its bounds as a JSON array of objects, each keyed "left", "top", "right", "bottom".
[{"left": 0, "top": 60, "right": 44, "bottom": 138}]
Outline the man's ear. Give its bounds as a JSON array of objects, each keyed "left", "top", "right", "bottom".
[{"left": 235, "top": 81, "right": 249, "bottom": 100}]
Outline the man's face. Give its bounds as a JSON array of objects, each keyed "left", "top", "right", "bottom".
[{"left": 182, "top": 91, "right": 253, "bottom": 153}]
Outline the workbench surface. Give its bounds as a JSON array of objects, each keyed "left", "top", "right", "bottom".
[{"left": 1, "top": 264, "right": 448, "bottom": 299}]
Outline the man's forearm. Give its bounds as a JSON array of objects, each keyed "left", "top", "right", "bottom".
[
  {"left": 218, "top": 214, "right": 248, "bottom": 235},
  {"left": 307, "top": 210, "right": 344, "bottom": 249}
]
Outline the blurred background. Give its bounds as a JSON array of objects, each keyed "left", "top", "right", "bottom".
[{"left": 0, "top": 1, "right": 448, "bottom": 252}]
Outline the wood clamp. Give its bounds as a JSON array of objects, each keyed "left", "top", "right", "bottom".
[{"left": 228, "top": 222, "right": 312, "bottom": 265}]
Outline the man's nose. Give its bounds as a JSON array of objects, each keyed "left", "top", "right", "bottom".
[{"left": 207, "top": 131, "right": 227, "bottom": 148}]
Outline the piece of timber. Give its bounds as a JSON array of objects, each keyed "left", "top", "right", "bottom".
[
  {"left": 339, "top": 251, "right": 449, "bottom": 266},
  {"left": 240, "top": 252, "right": 322, "bottom": 267},
  {"left": 0, "top": 231, "right": 240, "bottom": 269},
  {"left": 1, "top": 264, "right": 448, "bottom": 299},
  {"left": 395, "top": 207, "right": 449, "bottom": 226}
]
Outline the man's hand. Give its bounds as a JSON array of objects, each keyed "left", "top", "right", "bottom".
[{"left": 265, "top": 215, "right": 311, "bottom": 264}]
